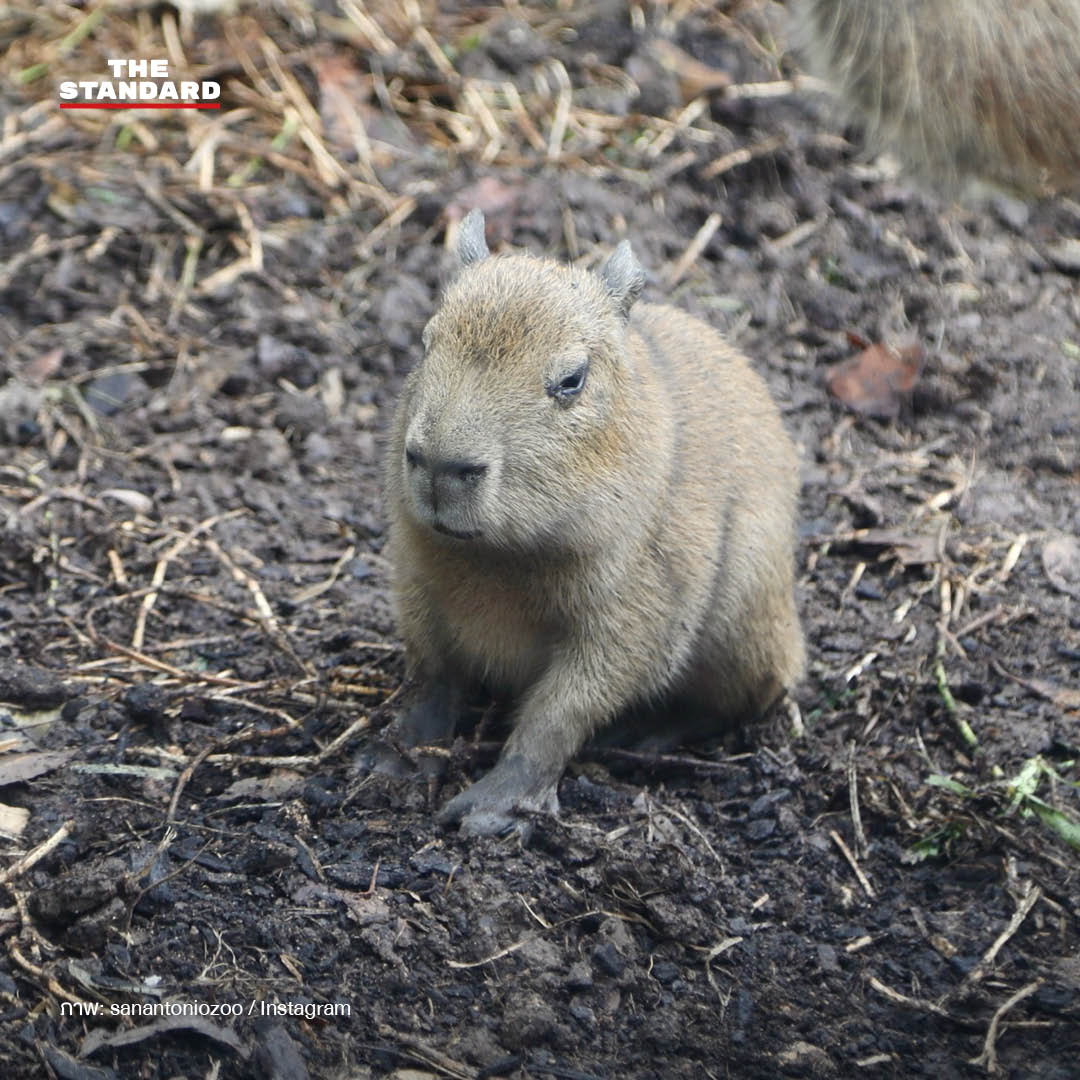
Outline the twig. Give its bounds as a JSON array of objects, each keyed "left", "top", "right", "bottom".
[
  {"left": 830, "top": 828, "right": 875, "bottom": 899},
  {"left": 203, "top": 536, "right": 313, "bottom": 677},
  {"left": 943, "top": 886, "right": 1042, "bottom": 1005},
  {"left": 448, "top": 908, "right": 601, "bottom": 969},
  {"left": 316, "top": 712, "right": 374, "bottom": 763},
  {"left": 995, "top": 534, "right": 1028, "bottom": 583},
  {"left": 868, "top": 975, "right": 955, "bottom": 1020},
  {"left": 969, "top": 981, "right": 1042, "bottom": 1075},
  {"left": 291, "top": 545, "right": 356, "bottom": 605},
  {"left": 167, "top": 745, "right": 215, "bottom": 823},
  {"left": 0, "top": 819, "right": 74, "bottom": 887},
  {"left": 664, "top": 211, "right": 722, "bottom": 286},
  {"left": 848, "top": 741, "right": 868, "bottom": 858},
  {"left": 546, "top": 59, "right": 572, "bottom": 161},
  {"left": 374, "top": 1025, "right": 476, "bottom": 1080},
  {"left": 133, "top": 511, "right": 242, "bottom": 650},
  {"left": 9, "top": 945, "right": 93, "bottom": 1007},
  {"left": 701, "top": 134, "right": 785, "bottom": 180},
  {"left": 580, "top": 746, "right": 742, "bottom": 772}
]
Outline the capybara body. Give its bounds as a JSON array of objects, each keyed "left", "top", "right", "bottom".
[
  {"left": 794, "top": 0, "right": 1080, "bottom": 194},
  {"left": 384, "top": 211, "right": 804, "bottom": 834}
]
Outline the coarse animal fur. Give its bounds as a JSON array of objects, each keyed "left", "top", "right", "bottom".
[
  {"left": 384, "top": 210, "right": 804, "bottom": 835},
  {"left": 793, "top": 0, "right": 1080, "bottom": 194}
]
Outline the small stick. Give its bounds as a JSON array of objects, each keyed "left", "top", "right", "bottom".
[
  {"left": 830, "top": 828, "right": 875, "bottom": 899},
  {"left": 935, "top": 657, "right": 978, "bottom": 749},
  {"left": 954, "top": 604, "right": 1007, "bottom": 639},
  {"left": 107, "top": 548, "right": 129, "bottom": 587},
  {"left": 102, "top": 638, "right": 257, "bottom": 688},
  {"left": 9, "top": 945, "right": 92, "bottom": 1007},
  {"left": 664, "top": 212, "right": 722, "bottom": 286},
  {"left": 133, "top": 511, "right": 240, "bottom": 650},
  {"left": 339, "top": 0, "right": 396, "bottom": 56},
  {"left": 502, "top": 80, "right": 546, "bottom": 153},
  {"left": 357, "top": 196, "right": 417, "bottom": 258},
  {"left": 724, "top": 75, "right": 831, "bottom": 99},
  {"left": 996, "top": 534, "right": 1028, "bottom": 583},
  {"left": 868, "top": 975, "right": 954, "bottom": 1020},
  {"left": 848, "top": 741, "right": 868, "bottom": 858},
  {"left": 944, "top": 886, "right": 1042, "bottom": 1004},
  {"left": 844, "top": 651, "right": 877, "bottom": 683},
  {"left": 448, "top": 908, "right": 602, "bottom": 970},
  {"left": 0, "top": 819, "right": 74, "bottom": 887},
  {"left": 546, "top": 60, "right": 572, "bottom": 161},
  {"left": 969, "top": 980, "right": 1042, "bottom": 1074},
  {"left": 203, "top": 536, "right": 312, "bottom": 677},
  {"left": 206, "top": 753, "right": 316, "bottom": 767},
  {"left": 787, "top": 697, "right": 805, "bottom": 739},
  {"left": 316, "top": 712, "right": 375, "bottom": 763},
  {"left": 374, "top": 1025, "right": 475, "bottom": 1080},
  {"left": 701, "top": 134, "right": 785, "bottom": 180},
  {"left": 167, "top": 745, "right": 214, "bottom": 823}
]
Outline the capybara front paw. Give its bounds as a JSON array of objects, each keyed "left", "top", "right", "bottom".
[{"left": 437, "top": 755, "right": 559, "bottom": 837}]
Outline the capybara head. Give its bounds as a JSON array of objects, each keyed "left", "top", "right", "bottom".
[{"left": 396, "top": 210, "right": 647, "bottom": 553}]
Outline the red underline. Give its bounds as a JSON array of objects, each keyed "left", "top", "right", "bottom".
[{"left": 59, "top": 103, "right": 221, "bottom": 109}]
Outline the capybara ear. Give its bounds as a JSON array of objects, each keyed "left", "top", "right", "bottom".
[
  {"left": 456, "top": 208, "right": 490, "bottom": 267},
  {"left": 599, "top": 239, "right": 645, "bottom": 318}
]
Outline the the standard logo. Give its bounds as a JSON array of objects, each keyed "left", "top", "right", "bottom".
[{"left": 59, "top": 59, "right": 221, "bottom": 109}]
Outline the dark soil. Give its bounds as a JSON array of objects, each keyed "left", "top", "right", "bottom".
[{"left": 1, "top": 3, "right": 1078, "bottom": 1079}]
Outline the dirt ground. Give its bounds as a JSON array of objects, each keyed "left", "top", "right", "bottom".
[{"left": 1, "top": 3, "right": 1078, "bottom": 1078}]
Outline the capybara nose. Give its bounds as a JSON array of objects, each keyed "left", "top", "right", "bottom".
[
  {"left": 406, "top": 443, "right": 487, "bottom": 482},
  {"left": 433, "top": 458, "right": 488, "bottom": 482},
  {"left": 429, "top": 457, "right": 487, "bottom": 511},
  {"left": 406, "top": 441, "right": 488, "bottom": 511}
]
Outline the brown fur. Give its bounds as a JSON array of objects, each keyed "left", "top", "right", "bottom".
[
  {"left": 384, "top": 212, "right": 804, "bottom": 835},
  {"left": 793, "top": 0, "right": 1080, "bottom": 194}
]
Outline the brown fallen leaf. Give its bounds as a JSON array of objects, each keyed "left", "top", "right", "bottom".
[{"left": 827, "top": 342, "right": 923, "bottom": 418}]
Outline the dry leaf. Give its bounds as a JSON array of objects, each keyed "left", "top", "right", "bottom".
[
  {"left": 0, "top": 751, "right": 73, "bottom": 788},
  {"left": 0, "top": 803, "right": 29, "bottom": 838},
  {"left": 81, "top": 1015, "right": 245, "bottom": 1058},
  {"left": 827, "top": 342, "right": 922, "bottom": 418}
]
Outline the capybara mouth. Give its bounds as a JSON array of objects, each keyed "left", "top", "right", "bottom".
[{"left": 432, "top": 521, "right": 481, "bottom": 541}]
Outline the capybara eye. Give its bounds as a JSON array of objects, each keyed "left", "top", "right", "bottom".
[{"left": 549, "top": 362, "right": 589, "bottom": 401}]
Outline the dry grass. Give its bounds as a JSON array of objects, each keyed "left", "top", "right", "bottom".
[{"left": 1, "top": 1, "right": 799, "bottom": 245}]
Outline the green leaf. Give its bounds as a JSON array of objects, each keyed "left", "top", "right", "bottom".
[{"left": 926, "top": 774, "right": 975, "bottom": 798}]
